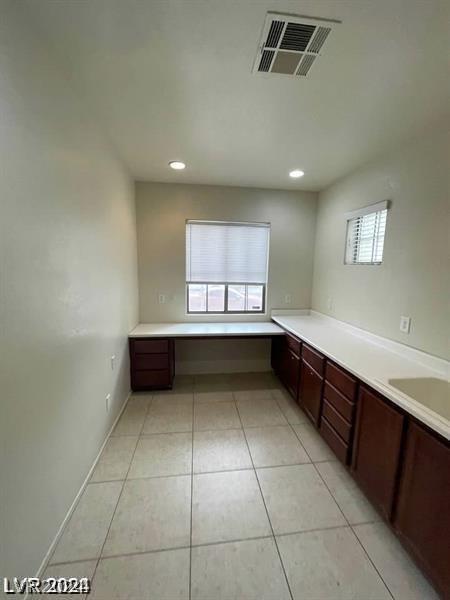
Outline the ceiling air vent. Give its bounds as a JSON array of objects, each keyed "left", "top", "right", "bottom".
[{"left": 253, "top": 12, "right": 340, "bottom": 77}]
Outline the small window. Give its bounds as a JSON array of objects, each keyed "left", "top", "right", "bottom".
[
  {"left": 345, "top": 201, "right": 389, "bottom": 265},
  {"left": 186, "top": 220, "right": 270, "bottom": 313}
]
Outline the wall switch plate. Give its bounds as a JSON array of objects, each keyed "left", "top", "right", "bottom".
[
  {"left": 327, "top": 297, "right": 333, "bottom": 311},
  {"left": 111, "top": 355, "right": 116, "bottom": 370},
  {"left": 106, "top": 393, "right": 111, "bottom": 412},
  {"left": 158, "top": 293, "right": 166, "bottom": 304},
  {"left": 399, "top": 316, "right": 411, "bottom": 334},
  {"left": 284, "top": 294, "right": 292, "bottom": 304}
]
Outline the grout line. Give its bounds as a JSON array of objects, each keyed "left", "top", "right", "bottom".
[
  {"left": 271, "top": 392, "right": 395, "bottom": 599},
  {"left": 50, "top": 523, "right": 385, "bottom": 568},
  {"left": 233, "top": 391, "right": 295, "bottom": 600},
  {"left": 87, "top": 394, "right": 154, "bottom": 591},
  {"left": 291, "top": 416, "right": 395, "bottom": 600},
  {"left": 43, "top": 391, "right": 134, "bottom": 572}
]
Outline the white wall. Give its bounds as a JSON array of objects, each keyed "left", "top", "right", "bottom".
[
  {"left": 136, "top": 182, "right": 317, "bottom": 372},
  {"left": 0, "top": 3, "right": 138, "bottom": 578},
  {"left": 311, "top": 126, "right": 450, "bottom": 359}
]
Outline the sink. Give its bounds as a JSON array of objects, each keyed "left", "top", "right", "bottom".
[{"left": 388, "top": 377, "right": 450, "bottom": 420}]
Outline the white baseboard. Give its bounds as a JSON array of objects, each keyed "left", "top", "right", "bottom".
[{"left": 33, "top": 390, "right": 131, "bottom": 580}]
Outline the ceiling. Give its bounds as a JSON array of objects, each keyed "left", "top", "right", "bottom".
[{"left": 24, "top": 0, "right": 449, "bottom": 191}]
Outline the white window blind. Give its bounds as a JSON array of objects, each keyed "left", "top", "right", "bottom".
[
  {"left": 186, "top": 220, "right": 270, "bottom": 283},
  {"left": 345, "top": 202, "right": 388, "bottom": 265}
]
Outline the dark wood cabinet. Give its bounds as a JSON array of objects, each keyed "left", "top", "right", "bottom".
[
  {"left": 284, "top": 348, "right": 301, "bottom": 398},
  {"left": 273, "top": 325, "right": 448, "bottom": 595},
  {"left": 319, "top": 363, "right": 357, "bottom": 465},
  {"left": 129, "top": 337, "right": 175, "bottom": 390},
  {"left": 352, "top": 386, "right": 405, "bottom": 520},
  {"left": 271, "top": 335, "right": 301, "bottom": 399},
  {"left": 299, "top": 360, "right": 323, "bottom": 426},
  {"left": 394, "top": 421, "right": 450, "bottom": 597}
]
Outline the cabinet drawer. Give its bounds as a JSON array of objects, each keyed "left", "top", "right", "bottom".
[
  {"left": 134, "top": 353, "right": 169, "bottom": 371},
  {"left": 132, "top": 339, "right": 169, "bottom": 354},
  {"left": 324, "top": 382, "right": 355, "bottom": 422},
  {"left": 322, "top": 400, "right": 352, "bottom": 444},
  {"left": 132, "top": 369, "right": 171, "bottom": 389},
  {"left": 302, "top": 344, "right": 325, "bottom": 376},
  {"left": 326, "top": 362, "right": 357, "bottom": 400},
  {"left": 320, "top": 417, "right": 349, "bottom": 464},
  {"left": 286, "top": 333, "right": 301, "bottom": 357}
]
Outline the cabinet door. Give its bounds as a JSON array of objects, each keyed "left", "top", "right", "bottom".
[
  {"left": 284, "top": 348, "right": 300, "bottom": 399},
  {"left": 299, "top": 360, "right": 323, "bottom": 426},
  {"left": 394, "top": 421, "right": 450, "bottom": 597},
  {"left": 352, "top": 386, "right": 404, "bottom": 519}
]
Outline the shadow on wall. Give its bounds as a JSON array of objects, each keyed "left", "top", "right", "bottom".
[{"left": 175, "top": 338, "right": 272, "bottom": 374}]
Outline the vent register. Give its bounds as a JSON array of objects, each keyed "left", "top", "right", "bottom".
[{"left": 253, "top": 13, "right": 338, "bottom": 77}]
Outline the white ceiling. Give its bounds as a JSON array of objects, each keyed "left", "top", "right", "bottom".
[{"left": 25, "top": 0, "right": 449, "bottom": 191}]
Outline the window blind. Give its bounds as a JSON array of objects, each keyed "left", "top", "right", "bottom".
[
  {"left": 345, "top": 208, "right": 387, "bottom": 264},
  {"left": 186, "top": 220, "right": 270, "bottom": 283}
]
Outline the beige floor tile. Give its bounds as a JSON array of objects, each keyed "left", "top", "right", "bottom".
[
  {"left": 50, "top": 482, "right": 122, "bottom": 563},
  {"left": 128, "top": 393, "right": 152, "bottom": 406},
  {"left": 192, "top": 470, "right": 271, "bottom": 545},
  {"left": 143, "top": 400, "right": 193, "bottom": 434},
  {"left": 103, "top": 476, "right": 191, "bottom": 555},
  {"left": 112, "top": 400, "right": 148, "bottom": 436},
  {"left": 151, "top": 393, "right": 193, "bottom": 405},
  {"left": 353, "top": 522, "right": 439, "bottom": 600},
  {"left": 42, "top": 561, "right": 96, "bottom": 599},
  {"left": 191, "top": 538, "right": 291, "bottom": 600},
  {"left": 233, "top": 389, "right": 274, "bottom": 402},
  {"left": 316, "top": 460, "right": 381, "bottom": 525},
  {"left": 152, "top": 375, "right": 194, "bottom": 394},
  {"left": 194, "top": 391, "right": 234, "bottom": 403},
  {"left": 90, "top": 436, "right": 138, "bottom": 482},
  {"left": 257, "top": 464, "right": 345, "bottom": 534},
  {"left": 90, "top": 548, "right": 190, "bottom": 599},
  {"left": 128, "top": 433, "right": 192, "bottom": 478},
  {"left": 277, "top": 527, "right": 391, "bottom": 599},
  {"left": 195, "top": 374, "right": 233, "bottom": 393},
  {"left": 193, "top": 429, "right": 252, "bottom": 473},
  {"left": 245, "top": 425, "right": 310, "bottom": 468},
  {"left": 292, "top": 422, "right": 337, "bottom": 462},
  {"left": 194, "top": 402, "right": 241, "bottom": 431},
  {"left": 236, "top": 397, "right": 287, "bottom": 427},
  {"left": 271, "top": 389, "right": 309, "bottom": 424}
]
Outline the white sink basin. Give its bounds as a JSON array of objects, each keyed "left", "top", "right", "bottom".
[{"left": 388, "top": 377, "right": 450, "bottom": 421}]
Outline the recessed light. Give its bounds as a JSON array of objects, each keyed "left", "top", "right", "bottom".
[
  {"left": 289, "top": 169, "right": 304, "bottom": 178},
  {"left": 169, "top": 161, "right": 186, "bottom": 170}
]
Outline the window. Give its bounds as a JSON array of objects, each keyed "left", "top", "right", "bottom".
[
  {"left": 345, "top": 201, "right": 389, "bottom": 265},
  {"left": 186, "top": 220, "right": 270, "bottom": 313}
]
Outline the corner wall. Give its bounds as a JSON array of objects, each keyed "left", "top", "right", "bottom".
[
  {"left": 0, "top": 3, "right": 138, "bottom": 577},
  {"left": 135, "top": 182, "right": 317, "bottom": 373},
  {"left": 311, "top": 126, "right": 450, "bottom": 359}
]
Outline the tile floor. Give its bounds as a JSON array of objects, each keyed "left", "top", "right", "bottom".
[{"left": 45, "top": 372, "right": 439, "bottom": 599}]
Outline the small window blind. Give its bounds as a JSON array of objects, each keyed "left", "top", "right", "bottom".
[
  {"left": 186, "top": 220, "right": 270, "bottom": 283},
  {"left": 345, "top": 201, "right": 388, "bottom": 265}
]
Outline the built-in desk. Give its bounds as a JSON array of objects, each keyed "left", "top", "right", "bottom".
[{"left": 128, "top": 321, "right": 284, "bottom": 390}]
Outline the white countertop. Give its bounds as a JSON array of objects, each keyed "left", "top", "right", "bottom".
[
  {"left": 272, "top": 312, "right": 450, "bottom": 440},
  {"left": 129, "top": 321, "right": 284, "bottom": 338}
]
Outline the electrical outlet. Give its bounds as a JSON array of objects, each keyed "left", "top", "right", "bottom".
[
  {"left": 105, "top": 393, "right": 111, "bottom": 412},
  {"left": 111, "top": 355, "right": 116, "bottom": 370},
  {"left": 399, "top": 316, "right": 411, "bottom": 334},
  {"left": 284, "top": 294, "right": 292, "bottom": 304},
  {"left": 158, "top": 293, "right": 166, "bottom": 304}
]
